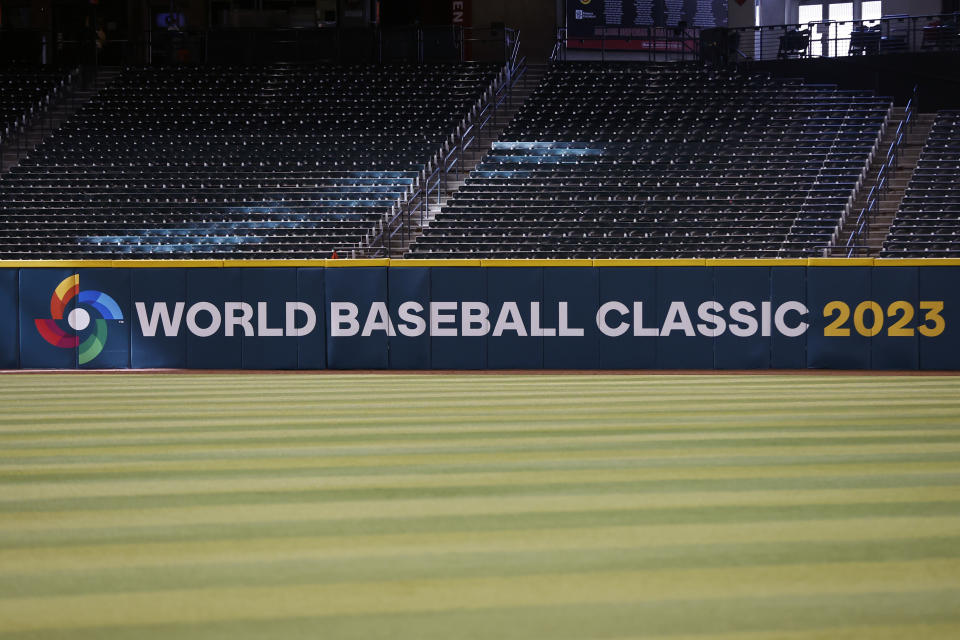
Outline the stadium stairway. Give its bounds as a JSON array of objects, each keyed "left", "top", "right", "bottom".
[
  {"left": 831, "top": 109, "right": 936, "bottom": 256},
  {"left": 390, "top": 63, "right": 548, "bottom": 258},
  {"left": 0, "top": 67, "right": 120, "bottom": 174},
  {"left": 870, "top": 112, "right": 938, "bottom": 253}
]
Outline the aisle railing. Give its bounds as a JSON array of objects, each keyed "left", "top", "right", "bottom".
[
  {"left": 366, "top": 30, "right": 527, "bottom": 257},
  {"left": 843, "top": 86, "right": 917, "bottom": 257}
]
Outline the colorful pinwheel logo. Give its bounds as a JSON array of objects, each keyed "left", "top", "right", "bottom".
[{"left": 35, "top": 274, "right": 123, "bottom": 365}]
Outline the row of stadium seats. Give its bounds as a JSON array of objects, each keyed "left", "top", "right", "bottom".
[
  {"left": 881, "top": 110, "right": 960, "bottom": 257},
  {"left": 408, "top": 63, "right": 891, "bottom": 259},
  {"left": 0, "top": 63, "right": 498, "bottom": 258}
]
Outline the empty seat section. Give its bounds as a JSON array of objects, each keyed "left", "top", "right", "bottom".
[
  {"left": 881, "top": 110, "right": 960, "bottom": 258},
  {"left": 0, "top": 67, "right": 72, "bottom": 146},
  {"left": 408, "top": 63, "right": 890, "bottom": 259},
  {"left": 0, "top": 63, "right": 498, "bottom": 258}
]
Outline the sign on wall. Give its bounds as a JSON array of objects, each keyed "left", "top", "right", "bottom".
[
  {"left": 567, "top": 0, "right": 729, "bottom": 34},
  {"left": 0, "top": 262, "right": 956, "bottom": 370}
]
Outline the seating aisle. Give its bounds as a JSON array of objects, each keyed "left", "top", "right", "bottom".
[{"left": 881, "top": 110, "right": 960, "bottom": 257}]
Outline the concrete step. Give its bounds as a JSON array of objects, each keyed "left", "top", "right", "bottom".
[{"left": 830, "top": 113, "right": 937, "bottom": 256}]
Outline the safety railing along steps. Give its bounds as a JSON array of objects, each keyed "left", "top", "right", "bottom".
[
  {"left": 375, "top": 54, "right": 549, "bottom": 259},
  {"left": 833, "top": 91, "right": 936, "bottom": 256}
]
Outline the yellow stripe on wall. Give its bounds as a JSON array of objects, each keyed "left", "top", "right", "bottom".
[{"left": 1, "top": 259, "right": 960, "bottom": 268}]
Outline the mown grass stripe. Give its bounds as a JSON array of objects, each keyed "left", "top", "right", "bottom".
[
  {"left": 1, "top": 596, "right": 959, "bottom": 640},
  {"left": 3, "top": 501, "right": 960, "bottom": 550},
  {"left": 5, "top": 432, "right": 960, "bottom": 460},
  {"left": 3, "top": 473, "right": 959, "bottom": 513},
  {"left": 4, "top": 536, "right": 960, "bottom": 600},
  {"left": 3, "top": 409, "right": 959, "bottom": 436},
  {"left": 4, "top": 458, "right": 959, "bottom": 489},
  {"left": 0, "top": 561, "right": 957, "bottom": 634},
  {"left": 5, "top": 440, "right": 960, "bottom": 468},
  {"left": 3, "top": 487, "right": 959, "bottom": 534},
  {"left": 4, "top": 467, "right": 958, "bottom": 504},
  {"left": 3, "top": 516, "right": 958, "bottom": 574},
  {"left": 0, "top": 394, "right": 949, "bottom": 411},
  {"left": 5, "top": 450, "right": 960, "bottom": 482},
  {"left": 3, "top": 416, "right": 960, "bottom": 439},
  {"left": 5, "top": 427, "right": 960, "bottom": 451}
]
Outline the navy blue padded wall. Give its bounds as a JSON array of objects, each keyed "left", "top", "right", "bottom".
[
  {"left": 388, "top": 267, "right": 431, "bottom": 369},
  {"left": 597, "top": 267, "right": 657, "bottom": 369},
  {"left": 430, "top": 267, "right": 487, "bottom": 369},
  {"left": 19, "top": 268, "right": 78, "bottom": 369},
  {"left": 241, "top": 268, "right": 298, "bottom": 370},
  {"left": 78, "top": 268, "right": 131, "bottom": 369},
  {"left": 0, "top": 270, "right": 18, "bottom": 368},
  {"left": 4, "top": 263, "right": 958, "bottom": 370},
  {"left": 131, "top": 269, "right": 188, "bottom": 368},
  {"left": 806, "top": 266, "right": 872, "bottom": 369},
  {"left": 919, "top": 266, "right": 959, "bottom": 370},
  {"left": 770, "top": 266, "right": 808, "bottom": 369},
  {"left": 296, "top": 268, "right": 327, "bottom": 370},
  {"left": 656, "top": 267, "right": 715, "bottom": 369},
  {"left": 870, "top": 266, "right": 919, "bottom": 370},
  {"left": 543, "top": 267, "right": 600, "bottom": 369},
  {"left": 325, "top": 266, "right": 388, "bottom": 369},
  {"left": 186, "top": 268, "right": 243, "bottom": 369},
  {"left": 713, "top": 266, "right": 771, "bottom": 369},
  {"left": 486, "top": 268, "right": 544, "bottom": 369}
]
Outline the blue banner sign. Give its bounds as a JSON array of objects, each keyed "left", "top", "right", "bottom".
[{"left": 0, "top": 260, "right": 956, "bottom": 370}]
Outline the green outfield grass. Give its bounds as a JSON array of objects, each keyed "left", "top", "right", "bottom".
[{"left": 0, "top": 373, "right": 959, "bottom": 639}]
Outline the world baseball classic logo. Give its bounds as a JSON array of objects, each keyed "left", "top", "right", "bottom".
[{"left": 34, "top": 274, "right": 123, "bottom": 364}]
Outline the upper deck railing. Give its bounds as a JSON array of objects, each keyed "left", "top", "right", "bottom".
[
  {"left": 0, "top": 25, "right": 516, "bottom": 68},
  {"left": 552, "top": 13, "right": 960, "bottom": 64}
]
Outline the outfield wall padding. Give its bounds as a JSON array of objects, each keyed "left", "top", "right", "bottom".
[
  {"left": 0, "top": 268, "right": 18, "bottom": 369},
  {"left": 1, "top": 260, "right": 957, "bottom": 370}
]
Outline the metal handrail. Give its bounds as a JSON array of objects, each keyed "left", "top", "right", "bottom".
[
  {"left": 843, "top": 85, "right": 916, "bottom": 256},
  {"left": 368, "top": 45, "right": 516, "bottom": 254},
  {"left": 550, "top": 29, "right": 565, "bottom": 62},
  {"left": 508, "top": 28, "right": 521, "bottom": 69},
  {"left": 381, "top": 38, "right": 531, "bottom": 257},
  {"left": 741, "top": 13, "right": 959, "bottom": 62}
]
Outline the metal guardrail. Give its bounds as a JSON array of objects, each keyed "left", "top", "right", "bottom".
[
  {"left": 734, "top": 13, "right": 960, "bottom": 62},
  {"left": 553, "top": 26, "right": 701, "bottom": 63},
  {"left": 551, "top": 13, "right": 960, "bottom": 64},
  {"left": 843, "top": 86, "right": 917, "bottom": 257},
  {"left": 0, "top": 25, "right": 515, "bottom": 68}
]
